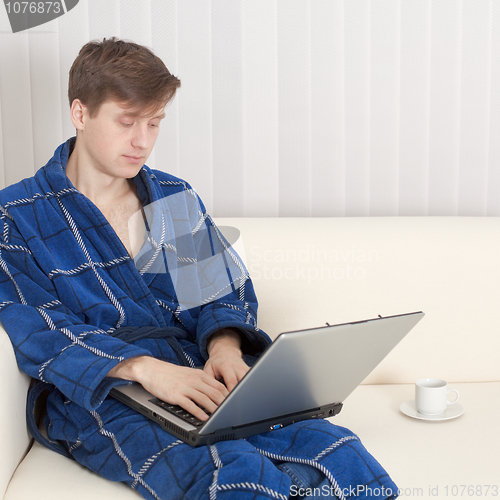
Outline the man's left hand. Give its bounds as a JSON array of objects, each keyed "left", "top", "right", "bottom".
[{"left": 204, "top": 328, "right": 249, "bottom": 392}]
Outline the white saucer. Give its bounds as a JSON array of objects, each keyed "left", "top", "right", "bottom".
[{"left": 400, "top": 400, "right": 464, "bottom": 421}]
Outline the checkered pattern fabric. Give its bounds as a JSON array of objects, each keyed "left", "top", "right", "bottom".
[{"left": 0, "top": 139, "right": 399, "bottom": 499}]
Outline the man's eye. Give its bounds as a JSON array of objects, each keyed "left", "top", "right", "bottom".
[{"left": 121, "top": 122, "right": 133, "bottom": 127}]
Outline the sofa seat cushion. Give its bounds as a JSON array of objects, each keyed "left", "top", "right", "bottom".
[
  {"left": 331, "top": 382, "right": 500, "bottom": 498},
  {"left": 4, "top": 440, "right": 141, "bottom": 500},
  {"left": 5, "top": 383, "right": 498, "bottom": 499}
]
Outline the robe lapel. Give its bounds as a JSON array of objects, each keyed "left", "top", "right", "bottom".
[{"left": 43, "top": 138, "right": 170, "bottom": 328}]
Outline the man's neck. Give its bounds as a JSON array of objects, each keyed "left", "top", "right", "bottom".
[{"left": 66, "top": 140, "right": 135, "bottom": 207}]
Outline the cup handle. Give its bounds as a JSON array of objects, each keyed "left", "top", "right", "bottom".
[{"left": 447, "top": 389, "right": 459, "bottom": 405}]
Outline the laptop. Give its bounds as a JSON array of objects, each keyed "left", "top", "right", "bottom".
[{"left": 110, "top": 311, "right": 424, "bottom": 446}]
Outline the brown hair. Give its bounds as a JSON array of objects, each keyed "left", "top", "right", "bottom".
[{"left": 68, "top": 37, "right": 181, "bottom": 117}]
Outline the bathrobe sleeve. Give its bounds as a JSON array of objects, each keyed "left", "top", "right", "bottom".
[
  {"left": 193, "top": 212, "right": 271, "bottom": 359},
  {"left": 0, "top": 218, "right": 153, "bottom": 411}
]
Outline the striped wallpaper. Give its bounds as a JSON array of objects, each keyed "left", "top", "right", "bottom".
[{"left": 0, "top": 0, "right": 499, "bottom": 217}]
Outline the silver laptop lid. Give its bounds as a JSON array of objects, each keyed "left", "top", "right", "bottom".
[{"left": 201, "top": 311, "right": 424, "bottom": 434}]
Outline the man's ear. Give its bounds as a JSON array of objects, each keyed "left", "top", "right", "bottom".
[{"left": 70, "top": 99, "right": 88, "bottom": 131}]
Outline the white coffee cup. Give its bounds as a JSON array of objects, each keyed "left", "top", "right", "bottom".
[{"left": 415, "top": 378, "right": 459, "bottom": 416}]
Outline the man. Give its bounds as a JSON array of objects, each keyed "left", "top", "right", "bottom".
[{"left": 0, "top": 38, "right": 398, "bottom": 499}]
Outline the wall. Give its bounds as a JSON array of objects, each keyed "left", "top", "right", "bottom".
[{"left": 0, "top": 0, "right": 499, "bottom": 217}]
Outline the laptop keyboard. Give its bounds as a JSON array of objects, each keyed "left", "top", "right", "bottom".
[{"left": 150, "top": 398, "right": 206, "bottom": 427}]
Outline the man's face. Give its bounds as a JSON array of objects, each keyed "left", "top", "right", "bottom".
[{"left": 77, "top": 99, "right": 165, "bottom": 180}]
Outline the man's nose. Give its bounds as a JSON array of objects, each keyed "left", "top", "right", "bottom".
[{"left": 131, "top": 124, "right": 149, "bottom": 149}]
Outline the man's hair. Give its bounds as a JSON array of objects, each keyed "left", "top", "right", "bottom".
[{"left": 68, "top": 37, "right": 181, "bottom": 117}]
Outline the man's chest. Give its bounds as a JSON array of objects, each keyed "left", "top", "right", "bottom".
[{"left": 99, "top": 200, "right": 145, "bottom": 257}]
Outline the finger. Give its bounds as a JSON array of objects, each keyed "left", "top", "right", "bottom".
[
  {"left": 178, "top": 396, "right": 211, "bottom": 421},
  {"left": 223, "top": 361, "right": 249, "bottom": 392},
  {"left": 202, "top": 363, "right": 225, "bottom": 387},
  {"left": 200, "top": 372, "right": 229, "bottom": 399},
  {"left": 220, "top": 368, "right": 239, "bottom": 392},
  {"left": 185, "top": 374, "right": 227, "bottom": 408},
  {"left": 203, "top": 362, "right": 215, "bottom": 378},
  {"left": 202, "top": 381, "right": 228, "bottom": 406},
  {"left": 187, "top": 388, "right": 223, "bottom": 416},
  {"left": 235, "top": 361, "right": 250, "bottom": 381},
  {"left": 203, "top": 362, "right": 227, "bottom": 386}
]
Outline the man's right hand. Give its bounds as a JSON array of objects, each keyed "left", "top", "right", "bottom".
[{"left": 107, "top": 356, "right": 229, "bottom": 421}]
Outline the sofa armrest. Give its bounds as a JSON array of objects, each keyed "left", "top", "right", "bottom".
[{"left": 0, "top": 325, "right": 32, "bottom": 499}]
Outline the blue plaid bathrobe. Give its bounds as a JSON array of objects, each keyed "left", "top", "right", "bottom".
[{"left": 0, "top": 138, "right": 398, "bottom": 500}]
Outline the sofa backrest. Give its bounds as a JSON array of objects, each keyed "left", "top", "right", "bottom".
[{"left": 215, "top": 217, "right": 500, "bottom": 384}]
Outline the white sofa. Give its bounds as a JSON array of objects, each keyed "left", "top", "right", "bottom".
[{"left": 2, "top": 217, "right": 499, "bottom": 499}]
